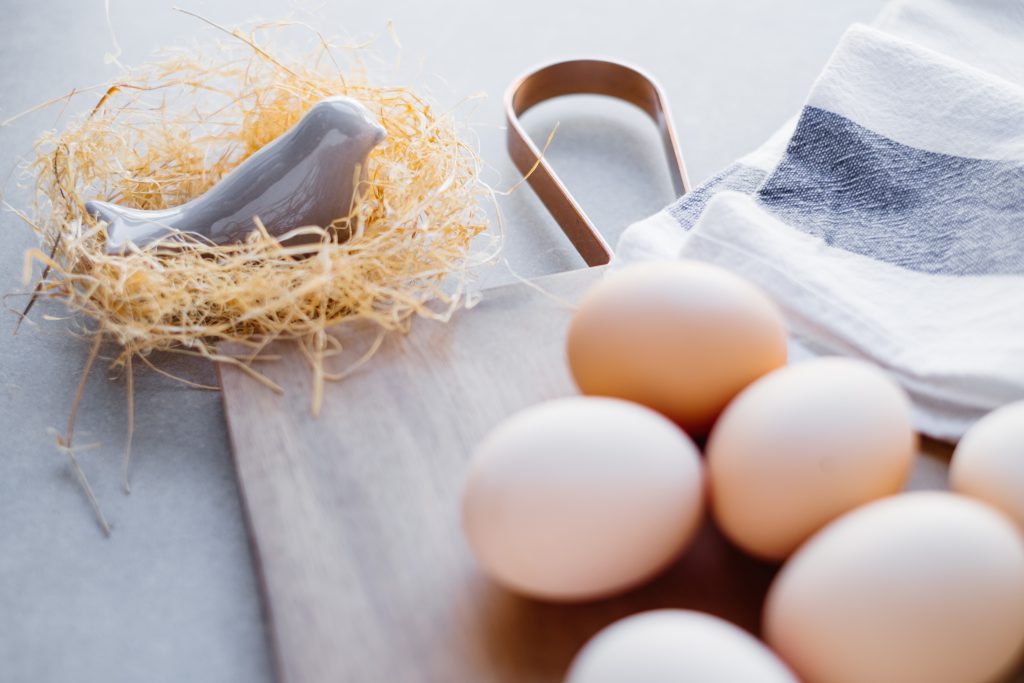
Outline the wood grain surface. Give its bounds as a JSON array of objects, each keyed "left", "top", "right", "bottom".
[{"left": 219, "top": 266, "right": 958, "bottom": 683}]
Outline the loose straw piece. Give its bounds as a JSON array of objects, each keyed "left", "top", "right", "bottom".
[
  {"left": 122, "top": 353, "right": 134, "bottom": 494},
  {"left": 61, "top": 333, "right": 112, "bottom": 536}
]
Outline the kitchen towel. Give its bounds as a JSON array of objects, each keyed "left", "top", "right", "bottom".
[{"left": 616, "top": 0, "right": 1024, "bottom": 440}]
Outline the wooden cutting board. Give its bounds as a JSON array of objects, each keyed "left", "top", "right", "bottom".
[{"left": 218, "top": 265, "right": 955, "bottom": 683}]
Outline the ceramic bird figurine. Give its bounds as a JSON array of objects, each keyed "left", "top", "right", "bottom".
[{"left": 87, "top": 96, "right": 387, "bottom": 252}]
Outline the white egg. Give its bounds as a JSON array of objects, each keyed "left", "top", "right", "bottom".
[
  {"left": 461, "top": 397, "right": 703, "bottom": 601},
  {"left": 950, "top": 400, "right": 1024, "bottom": 531},
  {"left": 565, "top": 610, "right": 798, "bottom": 683},
  {"left": 765, "top": 492, "right": 1024, "bottom": 683}
]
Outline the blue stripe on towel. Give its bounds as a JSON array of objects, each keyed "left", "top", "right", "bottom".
[
  {"left": 758, "top": 106, "right": 1024, "bottom": 276},
  {"left": 668, "top": 164, "right": 766, "bottom": 229}
]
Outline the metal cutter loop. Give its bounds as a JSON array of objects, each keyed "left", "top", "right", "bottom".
[{"left": 504, "top": 58, "right": 690, "bottom": 267}]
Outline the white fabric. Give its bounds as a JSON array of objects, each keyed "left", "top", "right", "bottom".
[{"left": 807, "top": 25, "right": 1024, "bottom": 160}]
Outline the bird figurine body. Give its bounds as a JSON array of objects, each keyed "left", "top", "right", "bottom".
[{"left": 86, "top": 96, "right": 387, "bottom": 252}]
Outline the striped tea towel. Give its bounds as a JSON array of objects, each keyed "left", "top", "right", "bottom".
[{"left": 616, "top": 0, "right": 1024, "bottom": 440}]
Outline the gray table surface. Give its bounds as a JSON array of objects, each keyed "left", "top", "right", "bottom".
[{"left": 1, "top": 2, "right": 885, "bottom": 681}]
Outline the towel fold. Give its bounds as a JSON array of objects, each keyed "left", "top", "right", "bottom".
[{"left": 616, "top": 1, "right": 1024, "bottom": 440}]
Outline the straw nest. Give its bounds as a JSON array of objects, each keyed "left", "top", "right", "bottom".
[{"left": 20, "top": 21, "right": 494, "bottom": 413}]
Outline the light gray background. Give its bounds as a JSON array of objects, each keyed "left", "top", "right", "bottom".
[{"left": 0, "top": 2, "right": 885, "bottom": 681}]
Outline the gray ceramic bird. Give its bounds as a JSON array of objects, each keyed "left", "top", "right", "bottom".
[{"left": 87, "top": 96, "right": 387, "bottom": 252}]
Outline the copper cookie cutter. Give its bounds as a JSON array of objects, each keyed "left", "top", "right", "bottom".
[{"left": 504, "top": 58, "right": 691, "bottom": 266}]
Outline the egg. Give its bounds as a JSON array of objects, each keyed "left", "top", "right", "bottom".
[
  {"left": 565, "top": 609, "right": 798, "bottom": 683},
  {"left": 461, "top": 396, "right": 703, "bottom": 601},
  {"left": 566, "top": 261, "right": 787, "bottom": 436},
  {"left": 706, "top": 357, "right": 916, "bottom": 561},
  {"left": 764, "top": 492, "right": 1024, "bottom": 683},
  {"left": 950, "top": 400, "right": 1024, "bottom": 531}
]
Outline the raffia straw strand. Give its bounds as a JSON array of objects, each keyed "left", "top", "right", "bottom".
[
  {"left": 122, "top": 353, "right": 134, "bottom": 494},
  {"left": 62, "top": 333, "right": 112, "bottom": 536}
]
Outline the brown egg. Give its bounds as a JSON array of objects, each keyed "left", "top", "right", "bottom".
[
  {"left": 950, "top": 400, "right": 1024, "bottom": 532},
  {"left": 706, "top": 357, "right": 917, "bottom": 561},
  {"left": 765, "top": 493, "right": 1024, "bottom": 683},
  {"left": 567, "top": 261, "right": 787, "bottom": 436}
]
